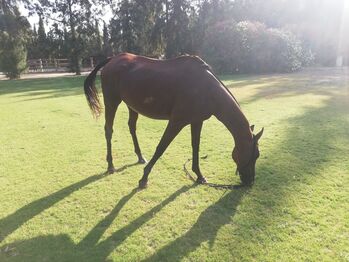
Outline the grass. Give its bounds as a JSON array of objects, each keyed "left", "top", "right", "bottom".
[{"left": 0, "top": 68, "right": 348, "bottom": 261}]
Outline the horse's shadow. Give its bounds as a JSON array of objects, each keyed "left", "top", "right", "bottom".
[
  {"left": 114, "top": 161, "right": 140, "bottom": 173},
  {"left": 0, "top": 163, "right": 246, "bottom": 261},
  {"left": 141, "top": 188, "right": 246, "bottom": 262},
  {"left": 0, "top": 162, "right": 140, "bottom": 243}
]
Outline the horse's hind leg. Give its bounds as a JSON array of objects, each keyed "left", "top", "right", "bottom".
[
  {"left": 128, "top": 107, "right": 147, "bottom": 164},
  {"left": 105, "top": 99, "right": 121, "bottom": 174}
]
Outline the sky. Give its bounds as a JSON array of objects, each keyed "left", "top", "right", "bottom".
[{"left": 19, "top": 2, "right": 113, "bottom": 29}]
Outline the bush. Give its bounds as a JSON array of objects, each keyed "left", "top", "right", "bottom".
[{"left": 201, "top": 20, "right": 313, "bottom": 74}]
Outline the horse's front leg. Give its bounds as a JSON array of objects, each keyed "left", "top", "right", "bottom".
[
  {"left": 138, "top": 121, "right": 186, "bottom": 189},
  {"left": 191, "top": 121, "right": 207, "bottom": 184}
]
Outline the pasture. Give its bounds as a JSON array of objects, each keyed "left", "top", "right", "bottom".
[{"left": 0, "top": 68, "right": 348, "bottom": 261}]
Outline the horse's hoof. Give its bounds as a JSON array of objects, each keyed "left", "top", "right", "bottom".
[
  {"left": 107, "top": 167, "right": 115, "bottom": 174},
  {"left": 138, "top": 158, "right": 147, "bottom": 164},
  {"left": 196, "top": 176, "right": 207, "bottom": 184},
  {"left": 138, "top": 179, "right": 148, "bottom": 189}
]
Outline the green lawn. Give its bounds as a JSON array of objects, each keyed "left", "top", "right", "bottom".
[{"left": 0, "top": 68, "right": 348, "bottom": 261}]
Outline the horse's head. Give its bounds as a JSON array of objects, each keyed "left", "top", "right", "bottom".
[{"left": 232, "top": 125, "right": 264, "bottom": 186}]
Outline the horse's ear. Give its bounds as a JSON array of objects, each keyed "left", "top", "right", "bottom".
[
  {"left": 255, "top": 127, "right": 264, "bottom": 141},
  {"left": 250, "top": 125, "right": 255, "bottom": 132}
]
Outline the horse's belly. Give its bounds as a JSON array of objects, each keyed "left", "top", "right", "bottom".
[
  {"left": 122, "top": 94, "right": 173, "bottom": 120},
  {"left": 130, "top": 104, "right": 171, "bottom": 120}
]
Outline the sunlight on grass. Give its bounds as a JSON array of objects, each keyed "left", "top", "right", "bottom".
[{"left": 0, "top": 68, "right": 348, "bottom": 261}]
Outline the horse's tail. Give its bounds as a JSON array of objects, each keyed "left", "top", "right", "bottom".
[{"left": 84, "top": 57, "right": 112, "bottom": 118}]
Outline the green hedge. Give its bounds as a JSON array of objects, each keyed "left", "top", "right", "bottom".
[{"left": 201, "top": 20, "right": 313, "bottom": 74}]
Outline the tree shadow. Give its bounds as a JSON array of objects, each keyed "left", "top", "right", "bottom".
[
  {"left": 257, "top": 93, "right": 348, "bottom": 188},
  {"left": 227, "top": 92, "right": 348, "bottom": 259},
  {"left": 234, "top": 68, "right": 349, "bottom": 103},
  {"left": 0, "top": 76, "right": 88, "bottom": 100}
]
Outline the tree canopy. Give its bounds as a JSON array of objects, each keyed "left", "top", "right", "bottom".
[
  {"left": 0, "top": 0, "right": 348, "bottom": 78},
  {"left": 0, "top": 1, "right": 31, "bottom": 79}
]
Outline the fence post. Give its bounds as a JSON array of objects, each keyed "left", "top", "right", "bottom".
[
  {"left": 90, "top": 57, "right": 94, "bottom": 69},
  {"left": 39, "top": 59, "right": 43, "bottom": 72}
]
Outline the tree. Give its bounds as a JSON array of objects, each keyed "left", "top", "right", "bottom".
[
  {"left": 131, "top": 0, "right": 165, "bottom": 56},
  {"left": 110, "top": 0, "right": 138, "bottom": 54},
  {"left": 83, "top": 19, "right": 104, "bottom": 63},
  {"left": 37, "top": 16, "right": 47, "bottom": 56},
  {"left": 109, "top": 0, "right": 164, "bottom": 56},
  {"left": 95, "top": 20, "right": 102, "bottom": 53},
  {"left": 28, "top": 15, "right": 48, "bottom": 59},
  {"left": 102, "top": 21, "right": 112, "bottom": 57},
  {"left": 32, "top": 0, "right": 106, "bottom": 74},
  {"left": 1, "top": 0, "right": 20, "bottom": 14},
  {"left": 0, "top": 5, "right": 31, "bottom": 79},
  {"left": 163, "top": 0, "right": 193, "bottom": 57}
]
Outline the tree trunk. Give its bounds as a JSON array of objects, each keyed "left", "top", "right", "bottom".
[{"left": 68, "top": 0, "right": 81, "bottom": 75}]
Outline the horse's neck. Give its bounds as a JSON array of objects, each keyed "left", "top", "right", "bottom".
[{"left": 213, "top": 89, "right": 252, "bottom": 146}]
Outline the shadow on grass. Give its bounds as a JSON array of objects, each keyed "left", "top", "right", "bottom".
[
  {"left": 82, "top": 185, "right": 200, "bottom": 261},
  {"left": 0, "top": 172, "right": 108, "bottom": 243},
  {"left": 0, "top": 162, "right": 139, "bottom": 244},
  {"left": 1, "top": 184, "right": 216, "bottom": 261},
  {"left": 232, "top": 68, "right": 348, "bottom": 103},
  {"left": 2, "top": 94, "right": 347, "bottom": 261},
  {"left": 0, "top": 76, "right": 90, "bottom": 100},
  {"left": 114, "top": 162, "right": 140, "bottom": 173},
  {"left": 142, "top": 81, "right": 348, "bottom": 260},
  {"left": 227, "top": 93, "right": 348, "bottom": 259},
  {"left": 142, "top": 188, "right": 247, "bottom": 262},
  {"left": 1, "top": 70, "right": 348, "bottom": 261},
  {"left": 257, "top": 93, "right": 348, "bottom": 189}
]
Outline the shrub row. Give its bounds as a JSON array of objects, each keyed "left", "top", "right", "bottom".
[{"left": 201, "top": 20, "right": 313, "bottom": 74}]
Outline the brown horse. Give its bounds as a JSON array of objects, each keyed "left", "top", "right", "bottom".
[{"left": 84, "top": 53, "right": 263, "bottom": 188}]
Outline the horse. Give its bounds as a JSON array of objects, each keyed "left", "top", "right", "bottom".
[{"left": 84, "top": 53, "right": 263, "bottom": 189}]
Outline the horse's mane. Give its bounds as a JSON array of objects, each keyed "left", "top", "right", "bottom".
[
  {"left": 187, "top": 55, "right": 240, "bottom": 107},
  {"left": 177, "top": 54, "right": 240, "bottom": 107}
]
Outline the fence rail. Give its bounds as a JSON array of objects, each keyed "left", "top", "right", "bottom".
[{"left": 27, "top": 58, "right": 95, "bottom": 73}]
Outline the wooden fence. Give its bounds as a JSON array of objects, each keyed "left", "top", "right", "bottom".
[{"left": 27, "top": 58, "right": 95, "bottom": 73}]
